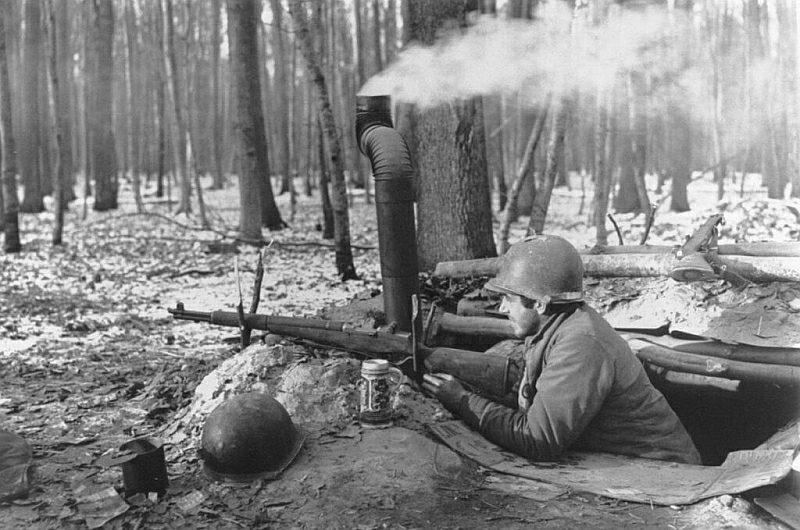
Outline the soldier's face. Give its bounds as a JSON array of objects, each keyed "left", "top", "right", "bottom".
[{"left": 499, "top": 294, "right": 541, "bottom": 338}]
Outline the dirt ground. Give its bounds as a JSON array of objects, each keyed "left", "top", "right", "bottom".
[{"left": 1, "top": 174, "right": 798, "bottom": 529}]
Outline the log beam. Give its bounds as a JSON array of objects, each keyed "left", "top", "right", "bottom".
[
  {"left": 628, "top": 339, "right": 800, "bottom": 387},
  {"left": 433, "top": 253, "right": 800, "bottom": 283}
]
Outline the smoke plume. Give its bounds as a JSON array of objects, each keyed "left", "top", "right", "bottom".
[{"left": 359, "top": 5, "right": 693, "bottom": 108}]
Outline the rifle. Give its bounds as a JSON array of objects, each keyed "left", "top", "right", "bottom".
[{"left": 169, "top": 303, "right": 520, "bottom": 404}]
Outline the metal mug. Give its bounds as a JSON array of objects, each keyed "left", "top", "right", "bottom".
[{"left": 359, "top": 359, "right": 404, "bottom": 428}]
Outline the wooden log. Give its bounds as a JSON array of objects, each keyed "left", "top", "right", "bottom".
[
  {"left": 673, "top": 341, "right": 800, "bottom": 367},
  {"left": 715, "top": 255, "right": 800, "bottom": 283},
  {"left": 628, "top": 339, "right": 800, "bottom": 387},
  {"left": 433, "top": 253, "right": 800, "bottom": 283},
  {"left": 586, "top": 242, "right": 800, "bottom": 257},
  {"left": 435, "top": 312, "right": 516, "bottom": 340},
  {"left": 581, "top": 253, "right": 678, "bottom": 277},
  {"left": 584, "top": 244, "right": 675, "bottom": 255},
  {"left": 716, "top": 242, "right": 800, "bottom": 257},
  {"left": 433, "top": 257, "right": 500, "bottom": 278}
]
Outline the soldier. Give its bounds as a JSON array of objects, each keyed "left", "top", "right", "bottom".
[{"left": 423, "top": 235, "right": 702, "bottom": 465}]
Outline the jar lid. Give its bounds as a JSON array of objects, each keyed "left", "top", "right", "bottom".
[{"left": 361, "top": 359, "right": 390, "bottom": 375}]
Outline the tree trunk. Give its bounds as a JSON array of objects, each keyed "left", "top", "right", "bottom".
[
  {"left": 269, "top": 0, "right": 292, "bottom": 198},
  {"left": 210, "top": 0, "right": 225, "bottom": 190},
  {"left": 630, "top": 72, "right": 650, "bottom": 215},
  {"left": 57, "top": 0, "right": 73, "bottom": 205},
  {"left": 318, "top": 117, "right": 334, "bottom": 239},
  {"left": 669, "top": 104, "right": 691, "bottom": 212},
  {"left": 45, "top": 0, "right": 67, "bottom": 244},
  {"left": 156, "top": 9, "right": 167, "bottom": 201},
  {"left": 288, "top": 0, "right": 357, "bottom": 280},
  {"left": 90, "top": 0, "right": 117, "bottom": 212},
  {"left": 228, "top": 0, "right": 285, "bottom": 239},
  {"left": 496, "top": 97, "right": 549, "bottom": 255},
  {"left": 0, "top": 0, "right": 20, "bottom": 252},
  {"left": 80, "top": 1, "right": 92, "bottom": 215},
  {"left": 528, "top": 96, "right": 568, "bottom": 235},
  {"left": 351, "top": 0, "right": 369, "bottom": 193},
  {"left": 123, "top": 0, "right": 143, "bottom": 213},
  {"left": 792, "top": 0, "right": 800, "bottom": 198},
  {"left": 162, "top": 0, "right": 191, "bottom": 214},
  {"left": 385, "top": 0, "right": 398, "bottom": 63},
  {"left": 613, "top": 72, "right": 649, "bottom": 215},
  {"left": 406, "top": 0, "right": 496, "bottom": 271},
  {"left": 594, "top": 85, "right": 618, "bottom": 246},
  {"left": 484, "top": 94, "right": 505, "bottom": 213},
  {"left": 372, "top": 0, "right": 383, "bottom": 74},
  {"left": 19, "top": 0, "right": 44, "bottom": 213}
]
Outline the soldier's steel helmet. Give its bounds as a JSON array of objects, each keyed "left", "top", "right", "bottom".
[
  {"left": 200, "top": 392, "right": 305, "bottom": 483},
  {"left": 486, "top": 235, "right": 583, "bottom": 305}
]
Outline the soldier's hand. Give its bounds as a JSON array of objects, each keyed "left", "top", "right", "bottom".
[{"left": 422, "top": 373, "right": 466, "bottom": 412}]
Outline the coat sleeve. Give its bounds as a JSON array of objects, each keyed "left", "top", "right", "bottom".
[{"left": 454, "top": 331, "right": 615, "bottom": 460}]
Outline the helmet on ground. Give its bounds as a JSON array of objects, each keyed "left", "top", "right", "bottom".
[
  {"left": 486, "top": 235, "right": 583, "bottom": 305},
  {"left": 200, "top": 392, "right": 305, "bottom": 483}
]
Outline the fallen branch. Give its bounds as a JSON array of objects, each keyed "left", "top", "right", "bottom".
[
  {"left": 168, "top": 269, "right": 221, "bottom": 278},
  {"left": 433, "top": 312, "right": 517, "bottom": 340}
]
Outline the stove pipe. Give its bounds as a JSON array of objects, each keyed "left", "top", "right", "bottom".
[{"left": 355, "top": 95, "right": 419, "bottom": 333}]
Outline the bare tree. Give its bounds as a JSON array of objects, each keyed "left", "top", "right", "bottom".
[
  {"left": 496, "top": 99, "right": 549, "bottom": 254},
  {"left": 45, "top": 0, "right": 68, "bottom": 244},
  {"left": 372, "top": 0, "right": 383, "bottom": 73},
  {"left": 270, "top": 0, "right": 292, "bottom": 199},
  {"left": 385, "top": 0, "right": 398, "bottom": 63},
  {"left": 161, "top": 0, "right": 191, "bottom": 214},
  {"left": 0, "top": 0, "right": 20, "bottom": 252},
  {"left": 89, "top": 0, "right": 117, "bottom": 211},
  {"left": 528, "top": 96, "right": 569, "bottom": 235},
  {"left": 19, "top": 0, "right": 44, "bottom": 213},
  {"left": 123, "top": 0, "right": 144, "bottom": 212},
  {"left": 593, "top": 86, "right": 617, "bottom": 246},
  {"left": 288, "top": 0, "right": 358, "bottom": 280},
  {"left": 227, "top": 0, "right": 286, "bottom": 239},
  {"left": 211, "top": 0, "right": 225, "bottom": 189}
]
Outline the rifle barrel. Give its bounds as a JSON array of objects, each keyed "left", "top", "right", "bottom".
[{"left": 168, "top": 306, "right": 212, "bottom": 322}]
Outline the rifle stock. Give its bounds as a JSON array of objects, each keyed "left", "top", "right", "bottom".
[{"left": 169, "top": 303, "right": 518, "bottom": 401}]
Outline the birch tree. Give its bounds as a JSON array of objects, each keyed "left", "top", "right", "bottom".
[{"left": 288, "top": 0, "right": 358, "bottom": 280}]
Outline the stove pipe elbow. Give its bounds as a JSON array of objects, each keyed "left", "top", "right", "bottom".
[{"left": 355, "top": 95, "right": 419, "bottom": 333}]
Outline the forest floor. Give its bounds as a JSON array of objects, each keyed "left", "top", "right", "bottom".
[{"left": 1, "top": 172, "right": 798, "bottom": 529}]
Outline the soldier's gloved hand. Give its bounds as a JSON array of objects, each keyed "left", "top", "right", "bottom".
[{"left": 422, "top": 373, "right": 467, "bottom": 413}]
